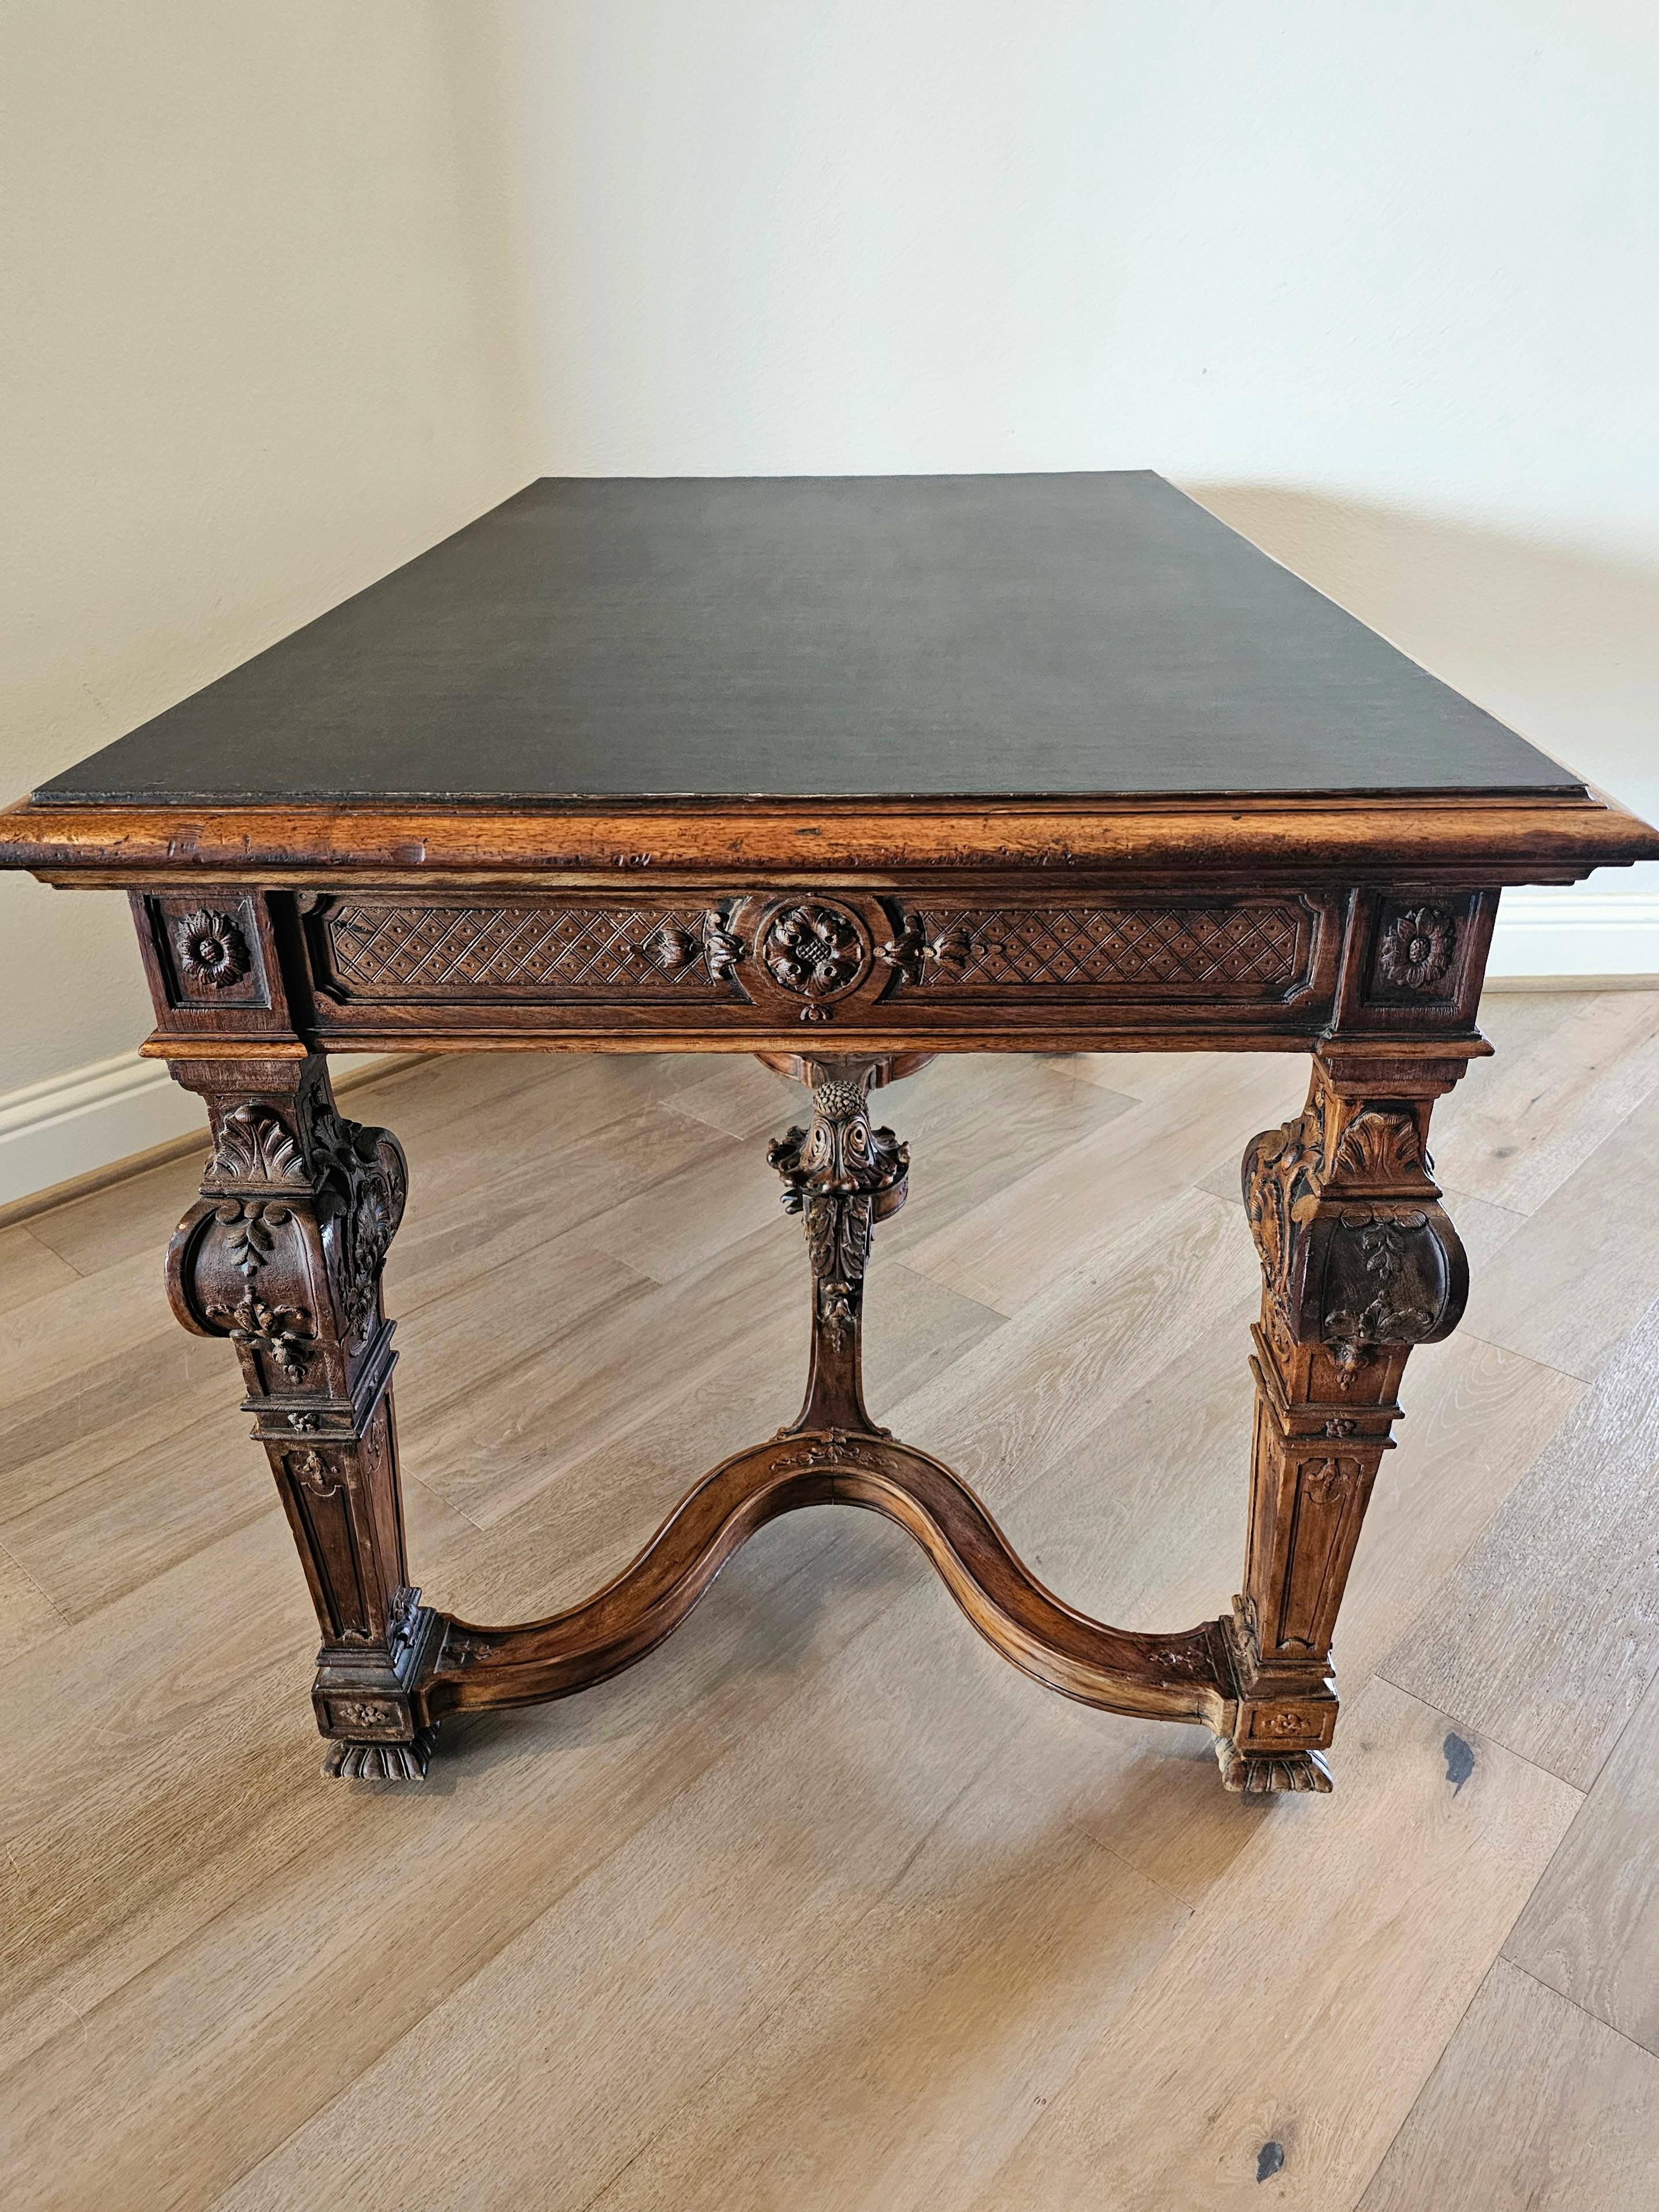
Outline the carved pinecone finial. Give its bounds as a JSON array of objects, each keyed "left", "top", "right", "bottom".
[{"left": 813, "top": 1080, "right": 866, "bottom": 1121}]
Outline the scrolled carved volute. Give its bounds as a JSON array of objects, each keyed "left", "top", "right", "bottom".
[
  {"left": 307, "top": 1107, "right": 408, "bottom": 1342},
  {"left": 165, "top": 1064, "right": 408, "bottom": 1398},
  {"left": 1243, "top": 1072, "right": 1467, "bottom": 1377}
]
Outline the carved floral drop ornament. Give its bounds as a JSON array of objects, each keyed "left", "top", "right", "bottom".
[
  {"left": 1376, "top": 904, "right": 1455, "bottom": 992},
  {"left": 769, "top": 1074, "right": 909, "bottom": 1440},
  {"left": 289, "top": 1448, "right": 343, "bottom": 1499},
  {"left": 205, "top": 1295, "right": 314, "bottom": 1380},
  {"left": 637, "top": 909, "right": 746, "bottom": 985},
  {"left": 878, "top": 910, "right": 972, "bottom": 987},
  {"left": 701, "top": 911, "right": 743, "bottom": 982},
  {"left": 215, "top": 1197, "right": 291, "bottom": 1279},
  {"left": 174, "top": 907, "right": 252, "bottom": 989},
  {"left": 640, "top": 923, "right": 698, "bottom": 973},
  {"left": 769, "top": 1078, "right": 909, "bottom": 1357}
]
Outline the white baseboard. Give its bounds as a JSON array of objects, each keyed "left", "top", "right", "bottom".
[
  {"left": 0, "top": 1048, "right": 403, "bottom": 1215},
  {"left": 1489, "top": 887, "right": 1659, "bottom": 981},
  {"left": 0, "top": 1050, "right": 205, "bottom": 1211}
]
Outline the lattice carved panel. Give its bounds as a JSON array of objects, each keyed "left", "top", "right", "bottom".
[
  {"left": 902, "top": 904, "right": 1312, "bottom": 993},
  {"left": 319, "top": 903, "right": 726, "bottom": 996}
]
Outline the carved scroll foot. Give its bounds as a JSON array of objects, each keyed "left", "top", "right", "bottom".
[
  {"left": 323, "top": 1725, "right": 438, "bottom": 1782},
  {"left": 1214, "top": 1736, "right": 1335, "bottom": 1796}
]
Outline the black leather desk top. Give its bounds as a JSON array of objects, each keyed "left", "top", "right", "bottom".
[{"left": 36, "top": 473, "right": 1579, "bottom": 807}]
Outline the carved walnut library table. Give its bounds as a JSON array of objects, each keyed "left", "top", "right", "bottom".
[{"left": 5, "top": 474, "right": 1654, "bottom": 1796}]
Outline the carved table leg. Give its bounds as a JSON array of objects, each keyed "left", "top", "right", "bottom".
[
  {"left": 1224, "top": 1052, "right": 1470, "bottom": 1792},
  {"left": 152, "top": 1040, "right": 1472, "bottom": 1798},
  {"left": 164, "top": 1052, "right": 442, "bottom": 1778}
]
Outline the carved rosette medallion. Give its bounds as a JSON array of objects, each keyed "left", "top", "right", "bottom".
[
  {"left": 174, "top": 907, "right": 252, "bottom": 989},
  {"left": 1376, "top": 905, "right": 1455, "bottom": 992},
  {"left": 762, "top": 903, "right": 868, "bottom": 1012}
]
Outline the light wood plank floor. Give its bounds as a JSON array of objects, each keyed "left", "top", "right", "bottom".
[{"left": 4, "top": 1001, "right": 1659, "bottom": 2211}]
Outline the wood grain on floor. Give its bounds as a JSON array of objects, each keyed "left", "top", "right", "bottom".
[{"left": 2, "top": 1005, "right": 1657, "bottom": 2210}]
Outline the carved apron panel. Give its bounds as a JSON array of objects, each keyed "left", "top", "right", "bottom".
[{"left": 308, "top": 894, "right": 1324, "bottom": 1011}]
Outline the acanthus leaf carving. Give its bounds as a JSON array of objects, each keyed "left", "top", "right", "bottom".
[
  {"left": 640, "top": 910, "right": 747, "bottom": 984},
  {"left": 211, "top": 1105, "right": 305, "bottom": 1184},
  {"left": 306, "top": 1101, "right": 407, "bottom": 1340},
  {"left": 175, "top": 1077, "right": 404, "bottom": 1377},
  {"left": 1320, "top": 1205, "right": 1448, "bottom": 1375},
  {"left": 1242, "top": 1100, "right": 1324, "bottom": 1333},
  {"left": 701, "top": 910, "right": 743, "bottom": 983},
  {"left": 1328, "top": 1107, "right": 1426, "bottom": 1185}
]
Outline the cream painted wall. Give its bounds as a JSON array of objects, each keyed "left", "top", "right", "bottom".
[
  {"left": 485, "top": 0, "right": 1659, "bottom": 965},
  {"left": 5, "top": 2, "right": 1656, "bottom": 1202},
  {"left": 0, "top": 3, "right": 531, "bottom": 1194}
]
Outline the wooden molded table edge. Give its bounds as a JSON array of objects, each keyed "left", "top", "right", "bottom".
[{"left": 3, "top": 787, "right": 1656, "bottom": 886}]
